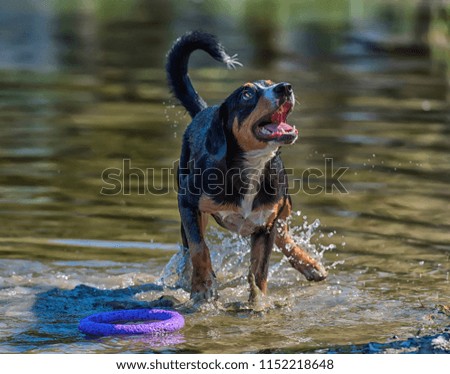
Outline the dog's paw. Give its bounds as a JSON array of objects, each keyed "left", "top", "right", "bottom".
[
  {"left": 247, "top": 272, "right": 264, "bottom": 304},
  {"left": 190, "top": 288, "right": 217, "bottom": 303},
  {"left": 190, "top": 272, "right": 218, "bottom": 302},
  {"left": 298, "top": 261, "right": 328, "bottom": 282},
  {"left": 285, "top": 247, "right": 328, "bottom": 282}
]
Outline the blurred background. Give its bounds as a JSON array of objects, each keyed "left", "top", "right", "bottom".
[
  {"left": 0, "top": 0, "right": 449, "bottom": 354},
  {"left": 0, "top": 0, "right": 448, "bottom": 73}
]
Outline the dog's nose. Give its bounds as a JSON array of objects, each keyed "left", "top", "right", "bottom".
[{"left": 274, "top": 82, "right": 293, "bottom": 96}]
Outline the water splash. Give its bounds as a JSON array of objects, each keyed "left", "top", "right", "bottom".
[
  {"left": 282, "top": 212, "right": 337, "bottom": 260},
  {"left": 159, "top": 213, "right": 342, "bottom": 291},
  {"left": 158, "top": 245, "right": 191, "bottom": 291},
  {"left": 163, "top": 99, "right": 187, "bottom": 139}
]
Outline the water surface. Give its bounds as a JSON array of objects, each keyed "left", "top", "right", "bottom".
[{"left": 0, "top": 0, "right": 449, "bottom": 353}]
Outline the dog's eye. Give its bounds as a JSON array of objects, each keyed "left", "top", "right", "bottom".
[{"left": 242, "top": 89, "right": 254, "bottom": 100}]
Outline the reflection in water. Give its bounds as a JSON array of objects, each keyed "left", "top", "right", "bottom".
[
  {"left": 243, "top": 0, "right": 281, "bottom": 68},
  {"left": 0, "top": 0, "right": 448, "bottom": 353}
]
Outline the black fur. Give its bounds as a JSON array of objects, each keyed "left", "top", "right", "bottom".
[
  {"left": 166, "top": 31, "right": 327, "bottom": 302},
  {"left": 166, "top": 31, "right": 241, "bottom": 118}
]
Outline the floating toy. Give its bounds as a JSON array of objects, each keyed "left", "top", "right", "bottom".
[{"left": 78, "top": 309, "right": 184, "bottom": 336}]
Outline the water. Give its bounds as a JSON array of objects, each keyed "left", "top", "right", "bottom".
[{"left": 0, "top": 0, "right": 449, "bottom": 353}]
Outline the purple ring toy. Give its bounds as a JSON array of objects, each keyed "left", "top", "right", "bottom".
[{"left": 78, "top": 309, "right": 184, "bottom": 336}]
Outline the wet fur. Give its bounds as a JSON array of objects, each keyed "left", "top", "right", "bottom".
[{"left": 166, "top": 31, "right": 327, "bottom": 302}]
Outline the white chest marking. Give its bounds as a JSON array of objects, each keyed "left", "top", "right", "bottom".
[
  {"left": 215, "top": 209, "right": 274, "bottom": 236},
  {"left": 240, "top": 145, "right": 278, "bottom": 217},
  {"left": 215, "top": 145, "right": 279, "bottom": 236}
]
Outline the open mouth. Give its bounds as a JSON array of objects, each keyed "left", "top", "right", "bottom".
[{"left": 254, "top": 101, "right": 298, "bottom": 144}]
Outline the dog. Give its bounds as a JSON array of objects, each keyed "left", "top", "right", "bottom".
[{"left": 166, "top": 31, "right": 327, "bottom": 302}]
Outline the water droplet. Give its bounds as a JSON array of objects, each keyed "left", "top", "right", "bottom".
[{"left": 421, "top": 100, "right": 431, "bottom": 111}]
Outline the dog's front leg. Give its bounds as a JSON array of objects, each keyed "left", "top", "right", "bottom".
[
  {"left": 179, "top": 204, "right": 217, "bottom": 301},
  {"left": 248, "top": 226, "right": 276, "bottom": 302},
  {"left": 275, "top": 199, "right": 328, "bottom": 281},
  {"left": 276, "top": 228, "right": 327, "bottom": 281}
]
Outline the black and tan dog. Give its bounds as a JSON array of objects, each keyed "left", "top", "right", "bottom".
[{"left": 166, "top": 31, "right": 327, "bottom": 302}]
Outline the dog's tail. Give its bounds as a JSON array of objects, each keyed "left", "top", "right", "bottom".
[{"left": 166, "top": 31, "right": 242, "bottom": 118}]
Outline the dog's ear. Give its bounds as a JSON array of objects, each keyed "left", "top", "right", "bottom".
[{"left": 205, "top": 104, "right": 228, "bottom": 161}]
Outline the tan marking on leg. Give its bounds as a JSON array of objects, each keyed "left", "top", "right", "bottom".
[
  {"left": 249, "top": 233, "right": 270, "bottom": 294},
  {"left": 198, "top": 195, "right": 221, "bottom": 214},
  {"left": 187, "top": 208, "right": 217, "bottom": 300},
  {"left": 275, "top": 199, "right": 328, "bottom": 281},
  {"left": 190, "top": 240, "right": 216, "bottom": 296},
  {"left": 200, "top": 212, "right": 209, "bottom": 234},
  {"left": 199, "top": 195, "right": 239, "bottom": 214},
  {"left": 253, "top": 197, "right": 285, "bottom": 229}
]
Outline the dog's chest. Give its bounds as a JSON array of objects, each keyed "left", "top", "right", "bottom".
[
  {"left": 214, "top": 156, "right": 274, "bottom": 236},
  {"left": 213, "top": 149, "right": 278, "bottom": 236},
  {"left": 213, "top": 203, "right": 274, "bottom": 237}
]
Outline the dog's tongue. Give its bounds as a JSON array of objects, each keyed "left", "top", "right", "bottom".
[
  {"left": 264, "top": 122, "right": 295, "bottom": 134},
  {"left": 267, "top": 102, "right": 297, "bottom": 135}
]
